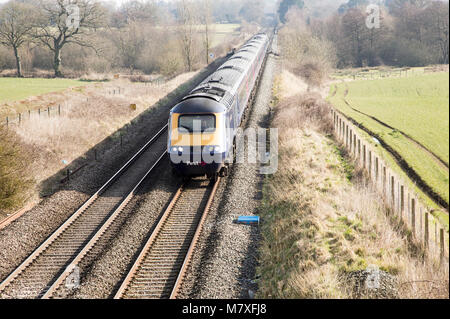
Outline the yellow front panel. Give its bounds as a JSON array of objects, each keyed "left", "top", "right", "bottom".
[{"left": 170, "top": 113, "right": 224, "bottom": 146}]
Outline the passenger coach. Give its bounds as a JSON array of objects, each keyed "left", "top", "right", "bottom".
[{"left": 168, "top": 33, "right": 270, "bottom": 180}]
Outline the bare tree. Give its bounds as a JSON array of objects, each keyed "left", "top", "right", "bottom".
[
  {"left": 33, "top": 0, "right": 106, "bottom": 77},
  {"left": 424, "top": 2, "right": 449, "bottom": 64},
  {"left": 176, "top": 0, "right": 198, "bottom": 72},
  {"left": 0, "top": 1, "right": 35, "bottom": 77},
  {"left": 109, "top": 21, "right": 147, "bottom": 74},
  {"left": 199, "top": 0, "right": 214, "bottom": 64},
  {"left": 341, "top": 8, "right": 368, "bottom": 67}
]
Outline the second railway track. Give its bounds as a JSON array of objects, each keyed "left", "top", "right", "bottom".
[
  {"left": 114, "top": 178, "right": 220, "bottom": 299},
  {"left": 0, "top": 125, "right": 168, "bottom": 299}
]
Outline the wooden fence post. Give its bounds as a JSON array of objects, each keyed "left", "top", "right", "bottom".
[
  {"left": 400, "top": 185, "right": 404, "bottom": 218},
  {"left": 435, "top": 222, "right": 438, "bottom": 248},
  {"left": 349, "top": 130, "right": 353, "bottom": 153},
  {"left": 424, "top": 212, "right": 429, "bottom": 249},
  {"left": 358, "top": 140, "right": 361, "bottom": 160},
  {"left": 338, "top": 119, "right": 341, "bottom": 138},
  {"left": 440, "top": 228, "right": 445, "bottom": 263},
  {"left": 368, "top": 151, "right": 372, "bottom": 178},
  {"left": 363, "top": 145, "right": 366, "bottom": 169},
  {"left": 391, "top": 176, "right": 395, "bottom": 210},
  {"left": 346, "top": 125, "right": 348, "bottom": 147},
  {"left": 419, "top": 206, "right": 423, "bottom": 241},
  {"left": 411, "top": 198, "right": 416, "bottom": 237},
  {"left": 375, "top": 157, "right": 379, "bottom": 183}
]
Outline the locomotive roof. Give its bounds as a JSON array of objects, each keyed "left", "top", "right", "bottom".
[
  {"left": 181, "top": 33, "right": 269, "bottom": 109},
  {"left": 171, "top": 97, "right": 227, "bottom": 114}
]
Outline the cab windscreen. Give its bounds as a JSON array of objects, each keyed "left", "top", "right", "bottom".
[{"left": 178, "top": 114, "right": 216, "bottom": 133}]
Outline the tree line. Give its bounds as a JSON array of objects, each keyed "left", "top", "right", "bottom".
[
  {"left": 0, "top": 0, "right": 275, "bottom": 78},
  {"left": 279, "top": 0, "right": 449, "bottom": 69}
]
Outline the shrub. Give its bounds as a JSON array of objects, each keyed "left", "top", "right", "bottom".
[
  {"left": 0, "top": 46, "right": 15, "bottom": 70},
  {"left": 379, "top": 38, "right": 433, "bottom": 67},
  {"left": 0, "top": 127, "right": 32, "bottom": 210}
]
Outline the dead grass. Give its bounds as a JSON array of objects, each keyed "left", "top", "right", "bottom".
[
  {"left": 0, "top": 31, "right": 249, "bottom": 216},
  {"left": 257, "top": 71, "right": 449, "bottom": 299},
  {"left": 5, "top": 72, "right": 196, "bottom": 205}
]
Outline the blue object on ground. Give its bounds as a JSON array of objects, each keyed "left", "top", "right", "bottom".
[{"left": 237, "top": 216, "right": 260, "bottom": 225}]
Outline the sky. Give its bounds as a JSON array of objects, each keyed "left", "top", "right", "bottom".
[{"left": 0, "top": 0, "right": 133, "bottom": 5}]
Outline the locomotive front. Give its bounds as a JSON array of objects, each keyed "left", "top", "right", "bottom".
[{"left": 168, "top": 97, "right": 229, "bottom": 179}]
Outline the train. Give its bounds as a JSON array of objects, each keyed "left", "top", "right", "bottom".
[{"left": 167, "top": 32, "right": 270, "bottom": 180}]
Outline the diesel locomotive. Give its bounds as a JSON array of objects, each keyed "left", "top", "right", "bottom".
[{"left": 168, "top": 33, "right": 270, "bottom": 180}]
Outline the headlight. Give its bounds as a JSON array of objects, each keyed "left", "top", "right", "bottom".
[
  {"left": 171, "top": 147, "right": 183, "bottom": 153},
  {"left": 206, "top": 146, "right": 221, "bottom": 153}
]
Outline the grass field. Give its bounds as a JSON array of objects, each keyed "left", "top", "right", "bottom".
[
  {"left": 328, "top": 72, "right": 449, "bottom": 209},
  {"left": 0, "top": 78, "right": 85, "bottom": 103}
]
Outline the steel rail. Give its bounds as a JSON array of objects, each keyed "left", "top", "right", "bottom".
[
  {"left": 114, "top": 178, "right": 220, "bottom": 299},
  {"left": 113, "top": 186, "right": 184, "bottom": 299},
  {"left": 0, "top": 125, "right": 168, "bottom": 296},
  {"left": 41, "top": 152, "right": 167, "bottom": 299},
  {"left": 170, "top": 177, "right": 220, "bottom": 299}
]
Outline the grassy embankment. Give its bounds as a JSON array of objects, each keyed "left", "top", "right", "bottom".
[
  {"left": 0, "top": 72, "right": 198, "bottom": 215},
  {"left": 328, "top": 72, "right": 449, "bottom": 227},
  {"left": 256, "top": 70, "right": 449, "bottom": 299},
  {"left": 0, "top": 24, "right": 245, "bottom": 216}
]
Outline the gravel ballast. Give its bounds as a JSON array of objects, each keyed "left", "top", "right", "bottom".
[
  {"left": 0, "top": 38, "right": 278, "bottom": 299},
  {"left": 177, "top": 36, "right": 279, "bottom": 299},
  {"left": 60, "top": 37, "right": 279, "bottom": 299},
  {"left": 0, "top": 57, "right": 227, "bottom": 286}
]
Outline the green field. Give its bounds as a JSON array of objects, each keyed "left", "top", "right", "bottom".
[
  {"left": 0, "top": 78, "right": 85, "bottom": 104},
  {"left": 0, "top": 77, "right": 86, "bottom": 118},
  {"left": 328, "top": 72, "right": 449, "bottom": 207}
]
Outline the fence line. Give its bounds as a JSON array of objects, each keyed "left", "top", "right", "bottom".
[
  {"left": 0, "top": 82, "right": 166, "bottom": 128},
  {"left": 331, "top": 108, "right": 449, "bottom": 267},
  {"left": 334, "top": 67, "right": 447, "bottom": 82}
]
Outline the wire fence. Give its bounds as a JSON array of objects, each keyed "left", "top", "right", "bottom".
[
  {"left": 332, "top": 66, "right": 448, "bottom": 82},
  {"left": 0, "top": 76, "right": 169, "bottom": 129},
  {"left": 331, "top": 108, "right": 449, "bottom": 267}
]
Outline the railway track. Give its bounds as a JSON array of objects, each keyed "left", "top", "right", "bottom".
[
  {"left": 114, "top": 178, "right": 220, "bottom": 299},
  {"left": 0, "top": 125, "right": 168, "bottom": 299}
]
